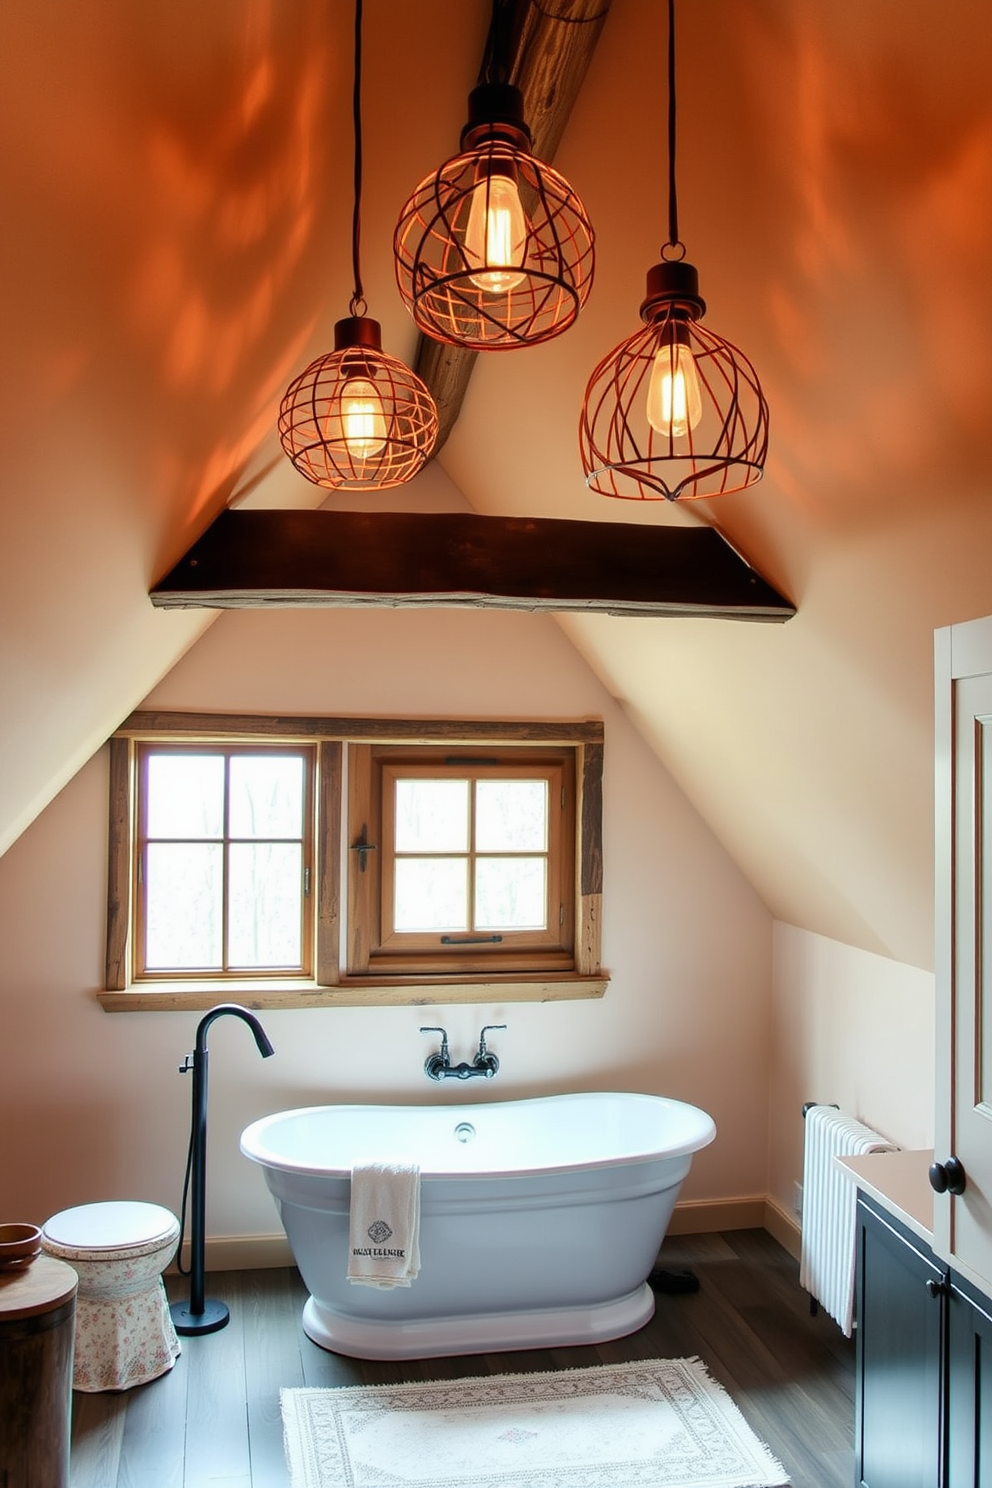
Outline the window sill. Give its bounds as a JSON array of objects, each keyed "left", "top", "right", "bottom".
[{"left": 97, "top": 974, "right": 610, "bottom": 1012}]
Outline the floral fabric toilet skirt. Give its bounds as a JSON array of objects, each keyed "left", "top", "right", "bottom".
[{"left": 43, "top": 1228, "right": 181, "bottom": 1392}]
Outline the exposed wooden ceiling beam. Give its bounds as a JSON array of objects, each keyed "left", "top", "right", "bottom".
[
  {"left": 415, "top": 0, "right": 613, "bottom": 454},
  {"left": 151, "top": 510, "right": 794, "bottom": 621}
]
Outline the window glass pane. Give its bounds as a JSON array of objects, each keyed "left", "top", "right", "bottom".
[
  {"left": 229, "top": 843, "right": 302, "bottom": 967},
  {"left": 475, "top": 779, "right": 548, "bottom": 852},
  {"left": 394, "top": 779, "right": 469, "bottom": 852},
  {"left": 394, "top": 857, "right": 468, "bottom": 931},
  {"left": 145, "top": 843, "right": 222, "bottom": 968},
  {"left": 475, "top": 856, "right": 547, "bottom": 931},
  {"left": 147, "top": 755, "right": 224, "bottom": 839},
  {"left": 229, "top": 755, "right": 304, "bottom": 839}
]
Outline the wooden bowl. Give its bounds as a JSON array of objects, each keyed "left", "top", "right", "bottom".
[{"left": 0, "top": 1222, "right": 42, "bottom": 1267}]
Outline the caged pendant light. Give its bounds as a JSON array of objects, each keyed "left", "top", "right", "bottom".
[
  {"left": 279, "top": 0, "right": 437, "bottom": 490},
  {"left": 579, "top": 0, "right": 768, "bottom": 502},
  {"left": 393, "top": 0, "right": 595, "bottom": 351}
]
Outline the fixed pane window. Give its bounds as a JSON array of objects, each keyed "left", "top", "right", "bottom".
[{"left": 134, "top": 744, "right": 314, "bottom": 980}]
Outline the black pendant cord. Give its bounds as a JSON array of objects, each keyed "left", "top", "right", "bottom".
[
  {"left": 479, "top": 0, "right": 516, "bottom": 86},
  {"left": 349, "top": 0, "right": 366, "bottom": 318},
  {"left": 666, "top": 0, "right": 682, "bottom": 256}
]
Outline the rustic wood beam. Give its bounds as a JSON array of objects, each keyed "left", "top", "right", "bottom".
[
  {"left": 151, "top": 510, "right": 794, "bottom": 621},
  {"left": 415, "top": 0, "right": 613, "bottom": 453}
]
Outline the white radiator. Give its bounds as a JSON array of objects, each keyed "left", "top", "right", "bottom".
[{"left": 799, "top": 1104, "right": 898, "bottom": 1336}]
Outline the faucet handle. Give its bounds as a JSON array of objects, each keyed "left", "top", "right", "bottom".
[
  {"left": 420, "top": 1026, "right": 450, "bottom": 1059},
  {"left": 478, "top": 1024, "right": 506, "bottom": 1055},
  {"left": 420, "top": 1026, "right": 451, "bottom": 1082}
]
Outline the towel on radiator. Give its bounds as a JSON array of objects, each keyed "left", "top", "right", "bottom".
[{"left": 347, "top": 1161, "right": 421, "bottom": 1288}]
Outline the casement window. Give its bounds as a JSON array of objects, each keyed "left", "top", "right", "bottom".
[
  {"left": 347, "top": 746, "right": 575, "bottom": 977},
  {"left": 103, "top": 715, "right": 605, "bottom": 1011}
]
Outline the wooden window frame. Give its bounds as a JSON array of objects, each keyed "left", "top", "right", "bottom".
[
  {"left": 347, "top": 746, "right": 575, "bottom": 977},
  {"left": 102, "top": 713, "right": 605, "bottom": 1011}
]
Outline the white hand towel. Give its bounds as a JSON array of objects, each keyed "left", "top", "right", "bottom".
[{"left": 347, "top": 1160, "right": 421, "bottom": 1288}]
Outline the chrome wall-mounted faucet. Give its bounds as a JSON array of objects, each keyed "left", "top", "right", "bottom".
[{"left": 420, "top": 1025, "right": 507, "bottom": 1081}]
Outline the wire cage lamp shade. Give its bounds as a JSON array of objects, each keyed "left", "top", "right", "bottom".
[
  {"left": 580, "top": 258, "right": 768, "bottom": 502},
  {"left": 394, "top": 83, "right": 595, "bottom": 351},
  {"left": 278, "top": 0, "right": 437, "bottom": 492},
  {"left": 580, "top": 0, "right": 767, "bottom": 502},
  {"left": 279, "top": 316, "right": 438, "bottom": 491}
]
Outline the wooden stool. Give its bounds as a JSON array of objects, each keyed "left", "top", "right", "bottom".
[{"left": 0, "top": 1255, "right": 77, "bottom": 1488}]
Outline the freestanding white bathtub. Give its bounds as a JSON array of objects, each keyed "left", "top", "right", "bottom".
[{"left": 240, "top": 1091, "right": 715, "bottom": 1359}]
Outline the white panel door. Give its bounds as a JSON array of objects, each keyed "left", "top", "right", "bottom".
[{"left": 934, "top": 616, "right": 992, "bottom": 1292}]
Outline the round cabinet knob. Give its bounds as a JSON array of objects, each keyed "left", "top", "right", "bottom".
[
  {"left": 929, "top": 1156, "right": 967, "bottom": 1195},
  {"left": 925, "top": 1277, "right": 947, "bottom": 1299}
]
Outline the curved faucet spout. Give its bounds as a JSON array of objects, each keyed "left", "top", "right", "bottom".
[{"left": 194, "top": 1003, "right": 275, "bottom": 1059}]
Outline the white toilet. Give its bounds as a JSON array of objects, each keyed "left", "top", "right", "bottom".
[{"left": 41, "top": 1201, "right": 181, "bottom": 1392}]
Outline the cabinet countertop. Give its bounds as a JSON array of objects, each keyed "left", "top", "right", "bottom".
[{"left": 837, "top": 1148, "right": 934, "bottom": 1246}]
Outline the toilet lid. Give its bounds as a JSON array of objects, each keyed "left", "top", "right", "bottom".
[{"left": 42, "top": 1201, "right": 178, "bottom": 1251}]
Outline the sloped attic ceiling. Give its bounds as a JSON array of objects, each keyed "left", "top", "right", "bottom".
[{"left": 2, "top": 0, "right": 991, "bottom": 973}]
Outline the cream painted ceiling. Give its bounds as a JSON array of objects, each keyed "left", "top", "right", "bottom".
[{"left": 2, "top": 0, "right": 991, "bottom": 971}]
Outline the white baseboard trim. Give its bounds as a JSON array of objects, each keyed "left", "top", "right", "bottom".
[
  {"left": 762, "top": 1194, "right": 802, "bottom": 1260},
  {"left": 169, "top": 1233, "right": 295, "bottom": 1274},
  {"left": 667, "top": 1196, "right": 767, "bottom": 1234},
  {"left": 174, "top": 1196, "right": 804, "bottom": 1274}
]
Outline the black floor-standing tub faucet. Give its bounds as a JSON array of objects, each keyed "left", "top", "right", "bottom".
[{"left": 170, "top": 1004, "right": 275, "bottom": 1337}]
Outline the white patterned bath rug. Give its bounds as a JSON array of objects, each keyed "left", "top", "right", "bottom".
[{"left": 280, "top": 1356, "right": 789, "bottom": 1488}]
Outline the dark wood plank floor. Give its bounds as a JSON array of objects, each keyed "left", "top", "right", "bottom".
[{"left": 69, "top": 1228, "right": 854, "bottom": 1488}]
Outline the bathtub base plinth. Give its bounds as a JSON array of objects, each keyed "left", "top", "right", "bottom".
[{"left": 301, "top": 1283, "right": 655, "bottom": 1360}]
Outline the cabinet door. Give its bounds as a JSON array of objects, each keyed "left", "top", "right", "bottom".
[
  {"left": 947, "top": 1277, "right": 992, "bottom": 1488},
  {"left": 857, "top": 1198, "right": 945, "bottom": 1488},
  {"left": 935, "top": 619, "right": 992, "bottom": 1292}
]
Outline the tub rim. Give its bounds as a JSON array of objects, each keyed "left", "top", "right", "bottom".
[{"left": 239, "top": 1089, "right": 716, "bottom": 1181}]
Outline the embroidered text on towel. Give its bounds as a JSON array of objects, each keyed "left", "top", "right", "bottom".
[{"left": 347, "top": 1161, "right": 421, "bottom": 1288}]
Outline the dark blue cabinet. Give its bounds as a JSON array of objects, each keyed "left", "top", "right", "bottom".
[
  {"left": 856, "top": 1195, "right": 945, "bottom": 1488},
  {"left": 856, "top": 1193, "right": 992, "bottom": 1488},
  {"left": 946, "top": 1268, "right": 992, "bottom": 1487}
]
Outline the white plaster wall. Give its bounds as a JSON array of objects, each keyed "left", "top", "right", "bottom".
[
  {"left": 0, "top": 605, "right": 772, "bottom": 1242},
  {"left": 768, "top": 921, "right": 935, "bottom": 1221}
]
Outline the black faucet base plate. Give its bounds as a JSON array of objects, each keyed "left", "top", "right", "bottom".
[{"left": 170, "top": 1297, "right": 230, "bottom": 1335}]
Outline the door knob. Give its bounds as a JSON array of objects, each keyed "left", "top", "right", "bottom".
[
  {"left": 925, "top": 1277, "right": 949, "bottom": 1299},
  {"left": 929, "top": 1156, "right": 967, "bottom": 1195}
]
